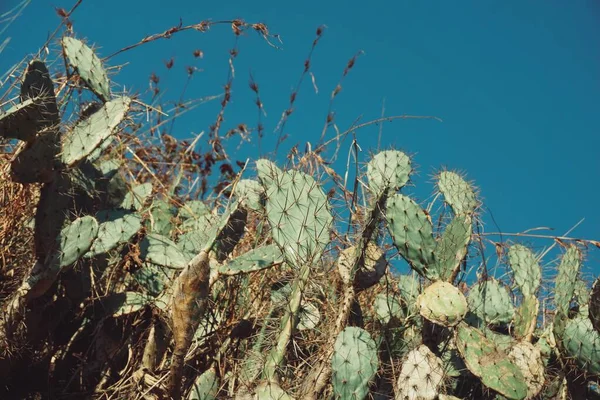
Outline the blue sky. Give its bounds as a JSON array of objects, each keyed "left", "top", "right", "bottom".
[{"left": 2, "top": 0, "right": 599, "bottom": 277}]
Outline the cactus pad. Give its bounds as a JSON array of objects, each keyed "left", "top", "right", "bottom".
[
  {"left": 85, "top": 210, "right": 141, "bottom": 257},
  {"left": 561, "top": 316, "right": 600, "bottom": 375},
  {"left": 61, "top": 96, "right": 131, "bottom": 167},
  {"left": 331, "top": 327, "right": 379, "bottom": 400},
  {"left": 188, "top": 367, "right": 219, "bottom": 400},
  {"left": 386, "top": 194, "right": 437, "bottom": 280},
  {"left": 508, "top": 244, "right": 541, "bottom": 297},
  {"left": 259, "top": 166, "right": 332, "bottom": 265},
  {"left": 140, "top": 233, "right": 189, "bottom": 269},
  {"left": 218, "top": 244, "right": 283, "bottom": 275},
  {"left": 395, "top": 345, "right": 444, "bottom": 400},
  {"left": 233, "top": 179, "right": 264, "bottom": 212},
  {"left": 514, "top": 294, "right": 539, "bottom": 340},
  {"left": 455, "top": 323, "right": 528, "bottom": 400},
  {"left": 374, "top": 293, "right": 403, "bottom": 324},
  {"left": 337, "top": 242, "right": 387, "bottom": 290},
  {"left": 509, "top": 342, "right": 545, "bottom": 399},
  {"left": 366, "top": 150, "right": 412, "bottom": 197},
  {"left": 555, "top": 245, "right": 582, "bottom": 318},
  {"left": 433, "top": 214, "right": 472, "bottom": 281},
  {"left": 11, "top": 129, "right": 61, "bottom": 183},
  {"left": 467, "top": 278, "right": 515, "bottom": 325},
  {"left": 417, "top": 281, "right": 468, "bottom": 327},
  {"left": 62, "top": 37, "right": 111, "bottom": 101},
  {"left": 437, "top": 171, "right": 478, "bottom": 215}
]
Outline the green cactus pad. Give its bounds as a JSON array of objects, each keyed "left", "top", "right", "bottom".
[
  {"left": 120, "top": 182, "right": 153, "bottom": 211},
  {"left": 298, "top": 302, "right": 321, "bottom": 331},
  {"left": 52, "top": 215, "right": 99, "bottom": 267},
  {"left": 396, "top": 345, "right": 444, "bottom": 400},
  {"left": 85, "top": 210, "right": 141, "bottom": 257},
  {"left": 61, "top": 96, "right": 131, "bottom": 167},
  {"left": 0, "top": 99, "right": 40, "bottom": 142},
  {"left": 331, "top": 327, "right": 379, "bottom": 400},
  {"left": 11, "top": 129, "right": 61, "bottom": 183},
  {"left": 509, "top": 342, "right": 545, "bottom": 399},
  {"left": 397, "top": 272, "right": 421, "bottom": 314},
  {"left": 187, "top": 367, "right": 219, "bottom": 400},
  {"left": 574, "top": 279, "right": 591, "bottom": 306},
  {"left": 455, "top": 323, "right": 528, "bottom": 400},
  {"left": 93, "top": 291, "right": 151, "bottom": 317},
  {"left": 555, "top": 245, "right": 582, "bottom": 318},
  {"left": 259, "top": 167, "right": 332, "bottom": 265},
  {"left": 140, "top": 233, "right": 189, "bottom": 269},
  {"left": 437, "top": 171, "right": 478, "bottom": 215},
  {"left": 254, "top": 382, "right": 294, "bottom": 400},
  {"left": 255, "top": 158, "right": 282, "bottom": 187},
  {"left": 218, "top": 244, "right": 283, "bottom": 275},
  {"left": 467, "top": 278, "right": 515, "bottom": 325},
  {"left": 514, "top": 294, "right": 539, "bottom": 340},
  {"left": 366, "top": 150, "right": 412, "bottom": 197},
  {"left": 508, "top": 244, "right": 541, "bottom": 297},
  {"left": 374, "top": 293, "right": 403, "bottom": 324},
  {"left": 62, "top": 37, "right": 111, "bottom": 101},
  {"left": 417, "top": 281, "right": 468, "bottom": 327},
  {"left": 233, "top": 179, "right": 264, "bottom": 212},
  {"left": 561, "top": 316, "right": 600, "bottom": 375},
  {"left": 134, "top": 263, "right": 174, "bottom": 296},
  {"left": 433, "top": 214, "right": 472, "bottom": 281},
  {"left": 385, "top": 194, "right": 437, "bottom": 279},
  {"left": 148, "top": 198, "right": 175, "bottom": 236},
  {"left": 178, "top": 200, "right": 211, "bottom": 225}
]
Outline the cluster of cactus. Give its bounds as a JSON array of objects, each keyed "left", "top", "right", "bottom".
[{"left": 1, "top": 31, "right": 600, "bottom": 400}]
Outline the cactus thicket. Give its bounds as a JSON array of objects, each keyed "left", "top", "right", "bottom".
[{"left": 1, "top": 17, "right": 599, "bottom": 400}]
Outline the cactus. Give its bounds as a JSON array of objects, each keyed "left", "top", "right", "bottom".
[
  {"left": 508, "top": 342, "right": 545, "bottom": 399},
  {"left": 554, "top": 245, "right": 582, "bottom": 326},
  {"left": 513, "top": 295, "right": 539, "bottom": 341},
  {"left": 508, "top": 244, "right": 541, "bottom": 297},
  {"left": 395, "top": 345, "right": 444, "bottom": 400},
  {"left": 62, "top": 37, "right": 111, "bottom": 102},
  {"left": 188, "top": 367, "right": 219, "bottom": 400},
  {"left": 254, "top": 382, "right": 294, "bottom": 400},
  {"left": 433, "top": 214, "right": 472, "bottom": 282},
  {"left": 11, "top": 129, "right": 61, "bottom": 183},
  {"left": 85, "top": 209, "right": 141, "bottom": 257},
  {"left": 141, "top": 233, "right": 189, "bottom": 269},
  {"left": 455, "top": 323, "right": 528, "bottom": 400},
  {"left": 437, "top": 171, "right": 478, "bottom": 215},
  {"left": 60, "top": 96, "right": 131, "bottom": 167},
  {"left": 467, "top": 278, "right": 515, "bottom": 326},
  {"left": 1, "top": 60, "right": 59, "bottom": 141},
  {"left": 259, "top": 166, "right": 332, "bottom": 265},
  {"left": 298, "top": 302, "right": 321, "bottom": 331},
  {"left": 148, "top": 198, "right": 175, "bottom": 236},
  {"left": 590, "top": 278, "right": 600, "bottom": 332},
  {"left": 121, "top": 182, "right": 153, "bottom": 211},
  {"left": 374, "top": 293, "right": 403, "bottom": 324},
  {"left": 218, "top": 244, "right": 283, "bottom": 275},
  {"left": 233, "top": 179, "right": 264, "bottom": 212},
  {"left": 25, "top": 215, "right": 99, "bottom": 300},
  {"left": 366, "top": 149, "right": 412, "bottom": 197},
  {"left": 561, "top": 316, "right": 600, "bottom": 375},
  {"left": 416, "top": 281, "right": 468, "bottom": 327},
  {"left": 331, "top": 327, "right": 379, "bottom": 400},
  {"left": 386, "top": 194, "right": 437, "bottom": 280}
]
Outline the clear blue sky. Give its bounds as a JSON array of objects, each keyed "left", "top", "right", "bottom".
[{"left": 2, "top": 1, "right": 599, "bottom": 276}]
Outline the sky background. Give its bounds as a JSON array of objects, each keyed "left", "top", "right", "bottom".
[{"left": 2, "top": 0, "right": 599, "bottom": 278}]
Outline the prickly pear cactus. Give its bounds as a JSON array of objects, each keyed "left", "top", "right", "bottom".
[
  {"left": 433, "top": 214, "right": 472, "bottom": 282},
  {"left": 331, "top": 327, "right": 379, "bottom": 400},
  {"left": 561, "top": 316, "right": 600, "bottom": 375},
  {"left": 395, "top": 344, "right": 444, "bottom": 400},
  {"left": 61, "top": 96, "right": 131, "bottom": 167},
  {"left": 62, "top": 37, "right": 111, "bottom": 101},
  {"left": 386, "top": 194, "right": 437, "bottom": 280},
  {"left": 508, "top": 244, "right": 541, "bottom": 297},
  {"left": 437, "top": 171, "right": 478, "bottom": 215},
  {"left": 416, "top": 281, "right": 468, "bottom": 327},
  {"left": 258, "top": 164, "right": 332, "bottom": 265},
  {"left": 467, "top": 278, "right": 515, "bottom": 326},
  {"left": 366, "top": 150, "right": 412, "bottom": 197},
  {"left": 455, "top": 323, "right": 528, "bottom": 400}
]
